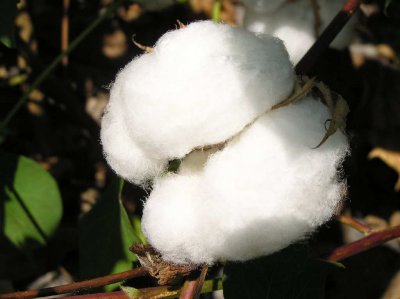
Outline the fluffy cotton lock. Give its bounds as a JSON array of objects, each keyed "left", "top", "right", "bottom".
[
  {"left": 142, "top": 98, "right": 348, "bottom": 264},
  {"left": 101, "top": 20, "right": 349, "bottom": 264},
  {"left": 243, "top": 0, "right": 356, "bottom": 63},
  {"left": 101, "top": 21, "right": 294, "bottom": 184}
]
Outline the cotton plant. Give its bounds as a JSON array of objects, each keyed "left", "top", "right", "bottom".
[
  {"left": 101, "top": 21, "right": 349, "bottom": 265},
  {"left": 242, "top": 0, "right": 356, "bottom": 63}
]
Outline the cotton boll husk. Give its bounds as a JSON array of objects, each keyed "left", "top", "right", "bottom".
[
  {"left": 243, "top": 0, "right": 356, "bottom": 63},
  {"left": 101, "top": 82, "right": 168, "bottom": 185},
  {"left": 142, "top": 97, "right": 349, "bottom": 264},
  {"left": 116, "top": 21, "right": 294, "bottom": 161}
]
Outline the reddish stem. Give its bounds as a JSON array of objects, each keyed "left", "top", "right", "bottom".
[
  {"left": 179, "top": 266, "right": 208, "bottom": 299},
  {"left": 63, "top": 291, "right": 129, "bottom": 299},
  {"left": 328, "top": 225, "right": 400, "bottom": 262},
  {"left": 0, "top": 267, "right": 148, "bottom": 299},
  {"left": 61, "top": 0, "right": 70, "bottom": 66},
  {"left": 295, "top": 0, "right": 361, "bottom": 74},
  {"left": 337, "top": 214, "right": 372, "bottom": 235},
  {"left": 62, "top": 285, "right": 178, "bottom": 299}
]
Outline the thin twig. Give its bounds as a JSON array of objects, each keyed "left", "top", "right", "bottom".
[
  {"left": 337, "top": 214, "right": 372, "bottom": 235},
  {"left": 0, "top": 0, "right": 125, "bottom": 134},
  {"left": 295, "top": 0, "right": 361, "bottom": 74},
  {"left": 63, "top": 292, "right": 129, "bottom": 299},
  {"left": 0, "top": 267, "right": 148, "bottom": 299},
  {"left": 63, "top": 278, "right": 223, "bottom": 299},
  {"left": 328, "top": 225, "right": 400, "bottom": 262},
  {"left": 62, "top": 0, "right": 70, "bottom": 66}
]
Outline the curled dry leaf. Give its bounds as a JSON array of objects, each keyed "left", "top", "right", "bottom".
[
  {"left": 271, "top": 76, "right": 316, "bottom": 110},
  {"left": 315, "top": 82, "right": 350, "bottom": 148},
  {"left": 132, "top": 35, "right": 154, "bottom": 53}
]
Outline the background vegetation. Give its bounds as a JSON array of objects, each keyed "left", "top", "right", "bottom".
[{"left": 1, "top": 0, "right": 400, "bottom": 298}]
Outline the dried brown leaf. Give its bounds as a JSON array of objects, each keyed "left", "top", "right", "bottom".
[
  {"left": 314, "top": 96, "right": 349, "bottom": 149},
  {"left": 271, "top": 77, "right": 316, "bottom": 110},
  {"left": 132, "top": 35, "right": 154, "bottom": 53}
]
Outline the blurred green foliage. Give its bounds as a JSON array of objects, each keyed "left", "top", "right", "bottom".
[
  {"left": 0, "top": 0, "right": 17, "bottom": 47},
  {"left": 0, "top": 152, "right": 62, "bottom": 250}
]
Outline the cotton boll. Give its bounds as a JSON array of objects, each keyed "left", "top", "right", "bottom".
[
  {"left": 178, "top": 148, "right": 219, "bottom": 175},
  {"left": 141, "top": 174, "right": 215, "bottom": 264},
  {"left": 142, "top": 97, "right": 349, "bottom": 264},
  {"left": 116, "top": 21, "right": 294, "bottom": 160},
  {"left": 201, "top": 98, "right": 348, "bottom": 261},
  {"left": 102, "top": 21, "right": 295, "bottom": 183},
  {"left": 101, "top": 82, "right": 168, "bottom": 185},
  {"left": 273, "top": 25, "right": 316, "bottom": 65},
  {"left": 243, "top": 0, "right": 356, "bottom": 63}
]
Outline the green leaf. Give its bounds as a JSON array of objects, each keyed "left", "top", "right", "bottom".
[
  {"left": 132, "top": 216, "right": 147, "bottom": 244},
  {"left": 0, "top": 0, "right": 17, "bottom": 48},
  {"left": 0, "top": 152, "right": 63, "bottom": 249},
  {"left": 223, "top": 244, "right": 336, "bottom": 299},
  {"left": 79, "top": 178, "right": 140, "bottom": 291}
]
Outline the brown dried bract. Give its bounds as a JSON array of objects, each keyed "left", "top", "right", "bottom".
[
  {"left": 189, "top": 76, "right": 348, "bottom": 156},
  {"left": 132, "top": 35, "right": 154, "bottom": 53},
  {"left": 176, "top": 20, "right": 186, "bottom": 29},
  {"left": 130, "top": 244, "right": 197, "bottom": 285}
]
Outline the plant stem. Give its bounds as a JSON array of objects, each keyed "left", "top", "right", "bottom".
[
  {"left": 328, "top": 225, "right": 400, "bottom": 262},
  {"left": 61, "top": 0, "right": 71, "bottom": 66},
  {"left": 337, "top": 214, "right": 372, "bottom": 235},
  {"left": 62, "top": 278, "right": 223, "bottom": 299},
  {"left": 179, "top": 266, "right": 208, "bottom": 299},
  {"left": 62, "top": 292, "right": 130, "bottom": 299},
  {"left": 0, "top": 0, "right": 124, "bottom": 134},
  {"left": 0, "top": 267, "right": 148, "bottom": 299},
  {"left": 295, "top": 0, "right": 361, "bottom": 74},
  {"left": 212, "top": 0, "right": 222, "bottom": 22}
]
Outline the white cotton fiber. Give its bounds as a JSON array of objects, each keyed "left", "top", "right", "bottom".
[
  {"left": 101, "top": 20, "right": 349, "bottom": 264},
  {"left": 243, "top": 0, "right": 356, "bottom": 63},
  {"left": 101, "top": 21, "right": 294, "bottom": 184},
  {"left": 142, "top": 97, "right": 348, "bottom": 264},
  {"left": 101, "top": 82, "right": 168, "bottom": 185}
]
